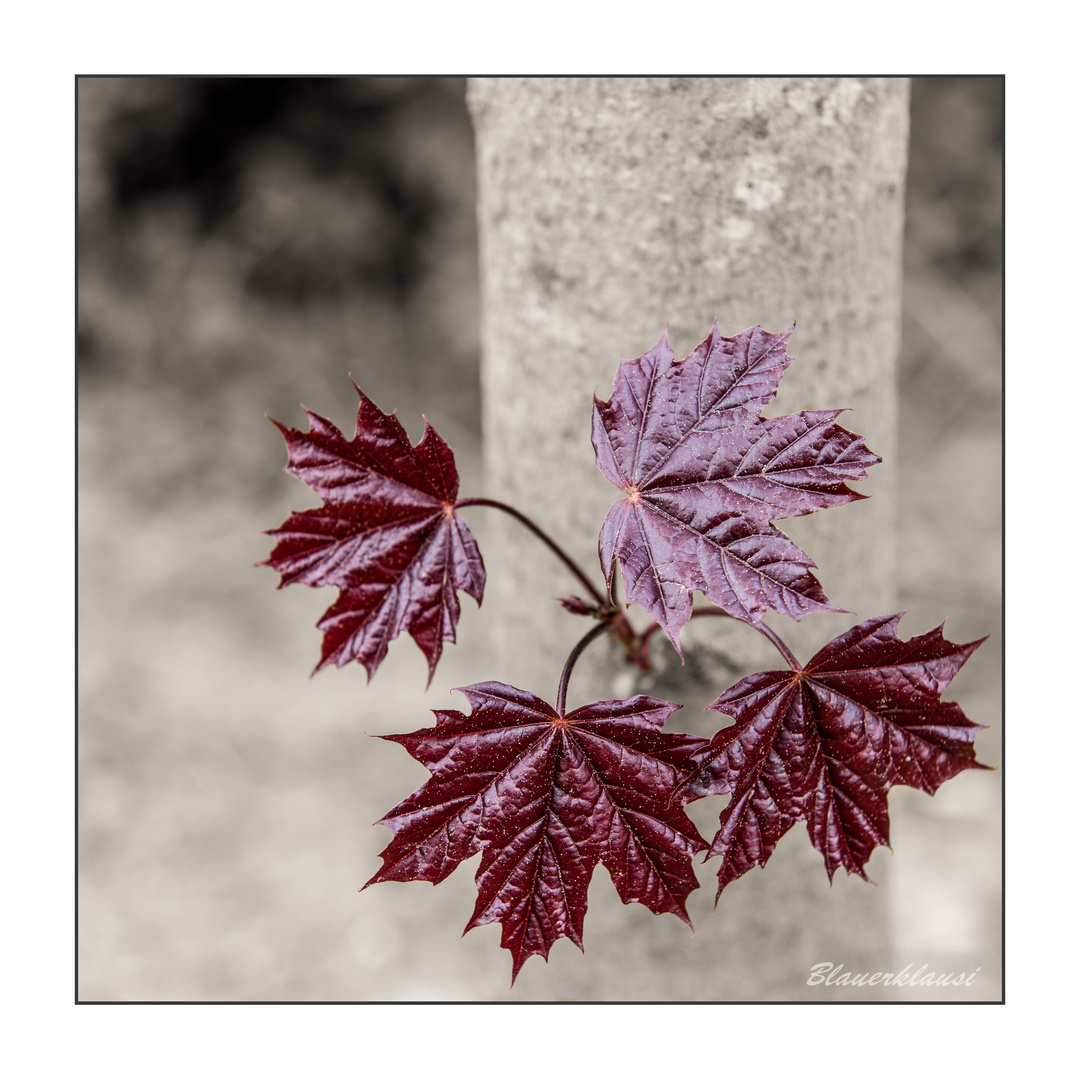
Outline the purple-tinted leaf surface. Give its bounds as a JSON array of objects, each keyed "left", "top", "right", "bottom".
[
  {"left": 592, "top": 323, "right": 880, "bottom": 649},
  {"left": 366, "top": 682, "right": 708, "bottom": 980},
  {"left": 679, "top": 613, "right": 988, "bottom": 900},
  {"left": 262, "top": 381, "right": 484, "bottom": 682}
]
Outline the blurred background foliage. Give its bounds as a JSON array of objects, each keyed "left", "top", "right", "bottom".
[
  {"left": 78, "top": 77, "right": 1001, "bottom": 1001},
  {"left": 79, "top": 77, "right": 481, "bottom": 513}
]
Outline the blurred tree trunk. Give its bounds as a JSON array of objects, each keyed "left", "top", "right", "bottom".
[{"left": 468, "top": 76, "right": 909, "bottom": 1001}]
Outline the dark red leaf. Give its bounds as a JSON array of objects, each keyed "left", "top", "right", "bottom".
[
  {"left": 592, "top": 323, "right": 880, "bottom": 650},
  {"left": 365, "top": 682, "right": 708, "bottom": 980},
  {"left": 262, "top": 381, "right": 484, "bottom": 682},
  {"left": 680, "top": 613, "right": 989, "bottom": 900}
]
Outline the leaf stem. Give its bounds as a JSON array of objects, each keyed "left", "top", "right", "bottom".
[
  {"left": 687, "top": 606, "right": 802, "bottom": 672},
  {"left": 455, "top": 497, "right": 607, "bottom": 607},
  {"left": 756, "top": 624, "right": 802, "bottom": 672},
  {"left": 556, "top": 622, "right": 610, "bottom": 717}
]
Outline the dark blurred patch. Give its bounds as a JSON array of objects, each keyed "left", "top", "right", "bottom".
[
  {"left": 907, "top": 76, "right": 1002, "bottom": 292},
  {"left": 105, "top": 78, "right": 291, "bottom": 229},
  {"left": 98, "top": 77, "right": 448, "bottom": 304},
  {"left": 78, "top": 326, "right": 96, "bottom": 365}
]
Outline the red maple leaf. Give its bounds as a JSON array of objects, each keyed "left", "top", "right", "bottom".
[
  {"left": 679, "top": 613, "right": 989, "bottom": 900},
  {"left": 365, "top": 682, "right": 708, "bottom": 980},
  {"left": 262, "top": 381, "right": 485, "bottom": 682},
  {"left": 592, "top": 323, "right": 880, "bottom": 651}
]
